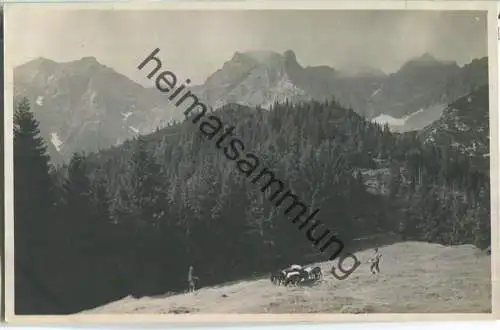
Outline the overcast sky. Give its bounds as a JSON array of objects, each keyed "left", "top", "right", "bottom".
[{"left": 7, "top": 8, "right": 487, "bottom": 85}]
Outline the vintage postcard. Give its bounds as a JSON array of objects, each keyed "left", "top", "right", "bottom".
[{"left": 3, "top": 0, "right": 499, "bottom": 324}]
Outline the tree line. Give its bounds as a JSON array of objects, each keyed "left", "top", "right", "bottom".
[{"left": 13, "top": 93, "right": 490, "bottom": 314}]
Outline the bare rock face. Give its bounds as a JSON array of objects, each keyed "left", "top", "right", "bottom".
[
  {"left": 419, "top": 85, "right": 489, "bottom": 172},
  {"left": 14, "top": 56, "right": 178, "bottom": 163},
  {"left": 195, "top": 50, "right": 310, "bottom": 109}
]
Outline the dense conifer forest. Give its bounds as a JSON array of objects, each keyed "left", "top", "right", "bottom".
[{"left": 13, "top": 87, "right": 490, "bottom": 314}]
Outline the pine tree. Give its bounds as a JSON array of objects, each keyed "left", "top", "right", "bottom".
[
  {"left": 92, "top": 176, "right": 111, "bottom": 226},
  {"left": 13, "top": 97, "right": 56, "bottom": 313},
  {"left": 126, "top": 136, "right": 168, "bottom": 294},
  {"left": 62, "top": 152, "right": 94, "bottom": 251},
  {"left": 89, "top": 174, "right": 113, "bottom": 252},
  {"left": 14, "top": 98, "right": 55, "bottom": 227},
  {"left": 128, "top": 136, "right": 166, "bottom": 229},
  {"left": 389, "top": 160, "right": 402, "bottom": 198}
]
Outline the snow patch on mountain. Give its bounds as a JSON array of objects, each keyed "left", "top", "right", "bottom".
[
  {"left": 370, "top": 88, "right": 381, "bottom": 97},
  {"left": 372, "top": 107, "right": 442, "bottom": 132},
  {"left": 50, "top": 132, "right": 63, "bottom": 151},
  {"left": 372, "top": 114, "right": 407, "bottom": 127},
  {"left": 121, "top": 111, "right": 133, "bottom": 120},
  {"left": 36, "top": 96, "right": 44, "bottom": 106},
  {"left": 129, "top": 126, "right": 139, "bottom": 134}
]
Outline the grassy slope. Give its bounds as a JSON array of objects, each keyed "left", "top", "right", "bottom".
[{"left": 82, "top": 241, "right": 491, "bottom": 314}]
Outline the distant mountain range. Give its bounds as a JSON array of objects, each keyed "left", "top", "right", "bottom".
[
  {"left": 13, "top": 50, "right": 488, "bottom": 164},
  {"left": 192, "top": 50, "right": 487, "bottom": 130}
]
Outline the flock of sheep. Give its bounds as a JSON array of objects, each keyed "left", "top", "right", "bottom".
[{"left": 269, "top": 264, "right": 323, "bottom": 286}]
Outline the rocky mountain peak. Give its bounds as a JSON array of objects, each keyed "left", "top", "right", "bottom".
[
  {"left": 80, "top": 56, "right": 99, "bottom": 63},
  {"left": 242, "top": 50, "right": 283, "bottom": 65},
  {"left": 196, "top": 49, "right": 309, "bottom": 109},
  {"left": 75, "top": 56, "right": 101, "bottom": 68},
  {"left": 17, "top": 57, "right": 58, "bottom": 74},
  {"left": 284, "top": 49, "right": 297, "bottom": 62},
  {"left": 13, "top": 48, "right": 488, "bottom": 165},
  {"left": 227, "top": 50, "right": 300, "bottom": 69},
  {"left": 413, "top": 52, "right": 439, "bottom": 63},
  {"left": 31, "top": 56, "right": 58, "bottom": 66},
  {"left": 403, "top": 52, "right": 457, "bottom": 69}
]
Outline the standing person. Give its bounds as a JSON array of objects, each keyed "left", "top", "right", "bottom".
[
  {"left": 187, "top": 266, "right": 199, "bottom": 293},
  {"left": 369, "top": 248, "right": 382, "bottom": 275}
]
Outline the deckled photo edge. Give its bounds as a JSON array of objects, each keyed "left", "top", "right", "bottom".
[{"left": 3, "top": 0, "right": 498, "bottom": 323}]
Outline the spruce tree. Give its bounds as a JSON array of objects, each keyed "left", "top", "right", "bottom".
[
  {"left": 89, "top": 174, "right": 113, "bottom": 252},
  {"left": 13, "top": 97, "right": 56, "bottom": 313},
  {"left": 127, "top": 136, "right": 167, "bottom": 293},
  {"left": 128, "top": 136, "right": 166, "bottom": 229},
  {"left": 14, "top": 98, "right": 55, "bottom": 234},
  {"left": 62, "top": 152, "right": 94, "bottom": 252}
]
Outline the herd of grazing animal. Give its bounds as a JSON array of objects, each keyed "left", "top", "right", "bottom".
[{"left": 270, "top": 264, "right": 323, "bottom": 286}]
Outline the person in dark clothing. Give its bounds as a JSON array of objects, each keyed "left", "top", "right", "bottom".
[
  {"left": 187, "top": 266, "right": 199, "bottom": 293},
  {"left": 369, "top": 248, "right": 382, "bottom": 274}
]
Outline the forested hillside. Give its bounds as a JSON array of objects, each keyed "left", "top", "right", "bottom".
[
  {"left": 13, "top": 90, "right": 490, "bottom": 314},
  {"left": 420, "top": 85, "right": 490, "bottom": 172}
]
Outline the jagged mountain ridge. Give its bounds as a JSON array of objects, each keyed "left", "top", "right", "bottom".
[
  {"left": 192, "top": 50, "right": 488, "bottom": 120},
  {"left": 14, "top": 51, "right": 488, "bottom": 164},
  {"left": 368, "top": 54, "right": 488, "bottom": 119},
  {"left": 190, "top": 49, "right": 388, "bottom": 112},
  {"left": 190, "top": 50, "right": 311, "bottom": 109}
]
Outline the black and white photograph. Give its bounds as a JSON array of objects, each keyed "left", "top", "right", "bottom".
[{"left": 3, "top": 1, "right": 498, "bottom": 321}]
